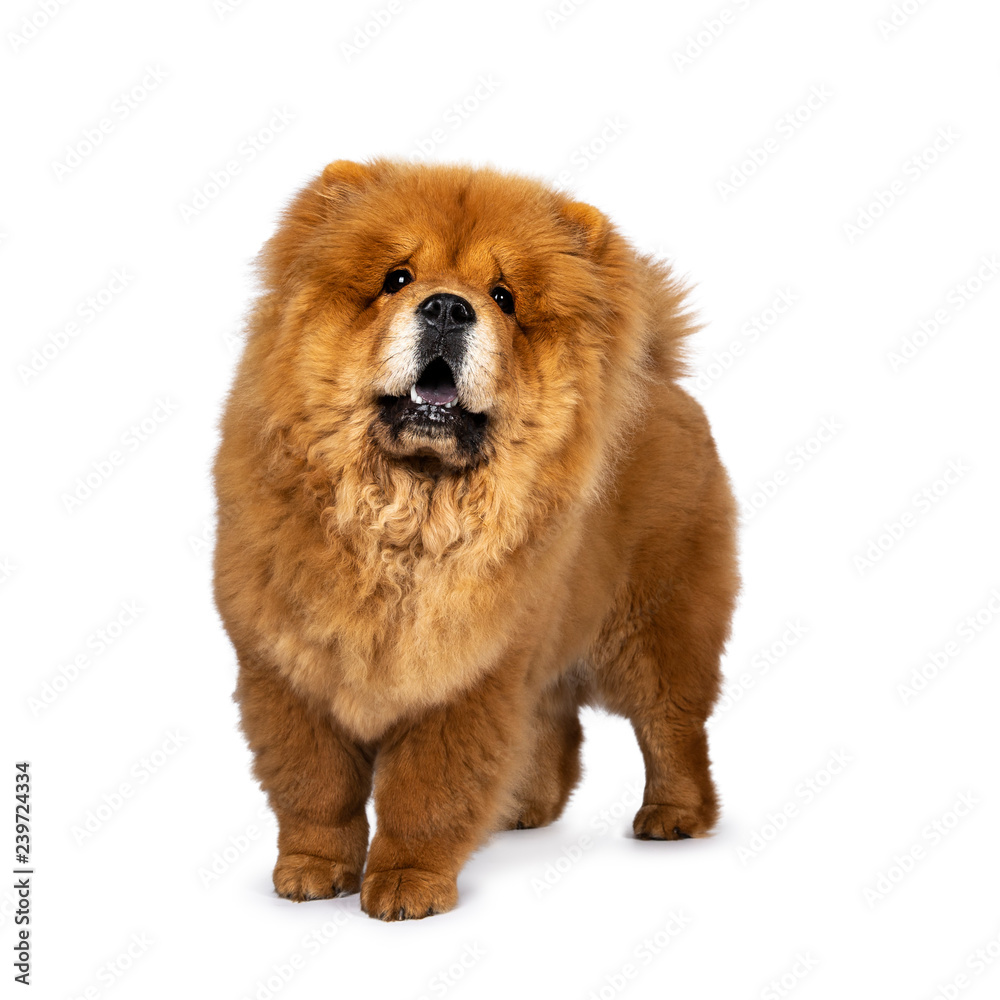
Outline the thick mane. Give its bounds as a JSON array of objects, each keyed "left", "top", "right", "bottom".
[
  {"left": 258, "top": 401, "right": 578, "bottom": 602},
  {"left": 226, "top": 161, "right": 698, "bottom": 616}
]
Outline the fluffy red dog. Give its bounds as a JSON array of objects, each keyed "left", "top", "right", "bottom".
[{"left": 213, "top": 159, "right": 739, "bottom": 920}]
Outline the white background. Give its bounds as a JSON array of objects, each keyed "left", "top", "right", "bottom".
[{"left": 3, "top": 0, "right": 999, "bottom": 997}]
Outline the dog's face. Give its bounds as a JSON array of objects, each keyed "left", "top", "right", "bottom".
[
  {"left": 367, "top": 242, "right": 514, "bottom": 468},
  {"left": 256, "top": 159, "right": 650, "bottom": 478}
]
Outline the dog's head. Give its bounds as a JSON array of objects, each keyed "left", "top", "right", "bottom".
[{"left": 239, "top": 160, "right": 690, "bottom": 553}]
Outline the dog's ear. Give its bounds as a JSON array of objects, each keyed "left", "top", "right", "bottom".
[
  {"left": 287, "top": 160, "right": 376, "bottom": 226},
  {"left": 561, "top": 199, "right": 611, "bottom": 258},
  {"left": 320, "top": 159, "right": 373, "bottom": 190},
  {"left": 259, "top": 161, "right": 379, "bottom": 289}
]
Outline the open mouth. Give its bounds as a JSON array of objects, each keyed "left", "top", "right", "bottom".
[
  {"left": 409, "top": 357, "right": 461, "bottom": 408},
  {"left": 377, "top": 357, "right": 488, "bottom": 447}
]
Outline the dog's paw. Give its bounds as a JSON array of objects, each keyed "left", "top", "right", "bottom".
[
  {"left": 273, "top": 853, "right": 361, "bottom": 900},
  {"left": 360, "top": 868, "right": 458, "bottom": 921},
  {"left": 633, "top": 803, "right": 716, "bottom": 841}
]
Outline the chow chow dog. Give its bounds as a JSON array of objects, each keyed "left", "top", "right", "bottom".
[{"left": 213, "top": 159, "right": 739, "bottom": 921}]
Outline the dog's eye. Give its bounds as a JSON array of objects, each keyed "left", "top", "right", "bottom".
[
  {"left": 491, "top": 286, "right": 515, "bottom": 314},
  {"left": 382, "top": 269, "right": 413, "bottom": 294}
]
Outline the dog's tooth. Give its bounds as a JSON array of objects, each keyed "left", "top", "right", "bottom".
[{"left": 409, "top": 385, "right": 420, "bottom": 404}]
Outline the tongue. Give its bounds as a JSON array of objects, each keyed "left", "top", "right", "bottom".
[
  {"left": 416, "top": 357, "right": 458, "bottom": 405},
  {"left": 419, "top": 385, "right": 458, "bottom": 405}
]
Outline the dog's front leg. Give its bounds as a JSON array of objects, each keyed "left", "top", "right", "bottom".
[{"left": 361, "top": 665, "right": 528, "bottom": 921}]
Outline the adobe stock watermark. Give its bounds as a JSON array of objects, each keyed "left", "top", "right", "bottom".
[
  {"left": 672, "top": 0, "right": 758, "bottom": 72},
  {"left": 409, "top": 75, "right": 500, "bottom": 162},
  {"left": 17, "top": 268, "right": 134, "bottom": 385},
  {"left": 713, "top": 619, "right": 809, "bottom": 721},
  {"left": 189, "top": 504, "right": 235, "bottom": 558},
  {"left": 51, "top": 66, "right": 168, "bottom": 180},
  {"left": 189, "top": 504, "right": 237, "bottom": 559},
  {"left": 886, "top": 254, "right": 998, "bottom": 371},
  {"left": 198, "top": 805, "right": 275, "bottom": 888},
  {"left": 717, "top": 85, "right": 834, "bottom": 202},
  {"left": 551, "top": 117, "right": 628, "bottom": 189},
  {"left": 415, "top": 943, "right": 486, "bottom": 1000},
  {"left": 188, "top": 517, "right": 215, "bottom": 558},
  {"left": 585, "top": 911, "right": 692, "bottom": 1000},
  {"left": 759, "top": 953, "right": 819, "bottom": 1000},
  {"left": 739, "top": 417, "right": 843, "bottom": 521},
  {"left": 530, "top": 780, "right": 643, "bottom": 897},
  {"left": 221, "top": 326, "right": 244, "bottom": 354},
  {"left": 863, "top": 791, "right": 979, "bottom": 908},
  {"left": 737, "top": 750, "right": 853, "bottom": 864},
  {"left": 896, "top": 588, "right": 1000, "bottom": 706},
  {"left": 544, "top": 0, "right": 589, "bottom": 29},
  {"left": 340, "top": 0, "right": 412, "bottom": 63},
  {"left": 877, "top": 0, "right": 934, "bottom": 40},
  {"left": 238, "top": 913, "right": 351, "bottom": 1000},
  {"left": 69, "top": 932, "right": 153, "bottom": 999},
  {"left": 27, "top": 601, "right": 143, "bottom": 717},
  {"left": 7, "top": 0, "right": 73, "bottom": 54},
  {"left": 177, "top": 107, "right": 294, "bottom": 223},
  {"left": 71, "top": 730, "right": 190, "bottom": 845},
  {"left": 60, "top": 397, "right": 179, "bottom": 513},
  {"left": 214, "top": 0, "right": 250, "bottom": 19},
  {"left": 0, "top": 556, "right": 17, "bottom": 587},
  {"left": 928, "top": 923, "right": 1000, "bottom": 1000},
  {"left": 843, "top": 127, "right": 959, "bottom": 244},
  {"left": 690, "top": 288, "right": 796, "bottom": 393},
  {"left": 853, "top": 459, "right": 970, "bottom": 575}
]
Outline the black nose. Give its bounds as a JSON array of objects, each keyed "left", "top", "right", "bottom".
[{"left": 417, "top": 293, "right": 476, "bottom": 333}]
